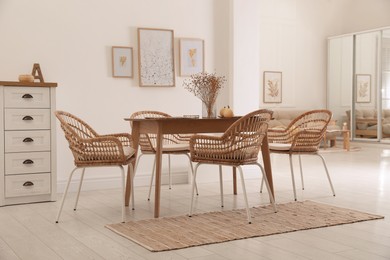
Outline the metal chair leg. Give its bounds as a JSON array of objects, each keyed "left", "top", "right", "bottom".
[
  {"left": 255, "top": 162, "right": 277, "bottom": 213},
  {"left": 55, "top": 167, "right": 79, "bottom": 223},
  {"left": 260, "top": 177, "right": 264, "bottom": 193},
  {"left": 189, "top": 163, "right": 201, "bottom": 217},
  {"left": 317, "top": 154, "right": 336, "bottom": 196},
  {"left": 237, "top": 166, "right": 251, "bottom": 224},
  {"left": 289, "top": 154, "right": 297, "bottom": 201},
  {"left": 184, "top": 153, "right": 198, "bottom": 195},
  {"left": 299, "top": 154, "right": 304, "bottom": 190},
  {"left": 73, "top": 168, "right": 85, "bottom": 211},
  {"left": 168, "top": 154, "right": 172, "bottom": 189},
  {"left": 219, "top": 165, "right": 224, "bottom": 208}
]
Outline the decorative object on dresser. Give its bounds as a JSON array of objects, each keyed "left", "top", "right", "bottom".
[
  {"left": 0, "top": 80, "right": 57, "bottom": 206},
  {"left": 31, "top": 63, "right": 45, "bottom": 82},
  {"left": 183, "top": 72, "right": 226, "bottom": 118},
  {"left": 18, "top": 74, "right": 34, "bottom": 83}
]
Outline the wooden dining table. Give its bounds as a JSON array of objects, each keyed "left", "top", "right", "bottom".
[{"left": 124, "top": 116, "right": 275, "bottom": 218}]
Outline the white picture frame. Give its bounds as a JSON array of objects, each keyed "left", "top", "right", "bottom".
[
  {"left": 112, "top": 46, "right": 133, "bottom": 78},
  {"left": 179, "top": 38, "right": 204, "bottom": 76},
  {"left": 263, "top": 71, "right": 282, "bottom": 103},
  {"left": 356, "top": 74, "right": 371, "bottom": 103},
  {"left": 138, "top": 28, "right": 175, "bottom": 87}
]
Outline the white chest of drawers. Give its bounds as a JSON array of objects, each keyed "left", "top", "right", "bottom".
[{"left": 0, "top": 81, "right": 57, "bottom": 206}]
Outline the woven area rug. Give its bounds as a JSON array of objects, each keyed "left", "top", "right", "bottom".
[{"left": 105, "top": 201, "right": 383, "bottom": 252}]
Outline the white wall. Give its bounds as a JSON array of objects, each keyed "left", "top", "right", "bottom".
[
  {"left": 1, "top": 0, "right": 390, "bottom": 191},
  {"left": 0, "top": 0, "right": 230, "bottom": 190}
]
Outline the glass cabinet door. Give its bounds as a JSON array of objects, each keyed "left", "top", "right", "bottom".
[
  {"left": 381, "top": 29, "right": 390, "bottom": 141},
  {"left": 353, "top": 31, "right": 380, "bottom": 141},
  {"left": 327, "top": 36, "right": 353, "bottom": 131}
]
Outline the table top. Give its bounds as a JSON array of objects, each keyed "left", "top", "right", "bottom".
[
  {"left": 125, "top": 116, "right": 241, "bottom": 134},
  {"left": 124, "top": 116, "right": 241, "bottom": 121}
]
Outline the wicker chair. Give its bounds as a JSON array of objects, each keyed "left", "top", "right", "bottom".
[
  {"left": 129, "top": 111, "right": 197, "bottom": 201},
  {"left": 263, "top": 109, "right": 336, "bottom": 201},
  {"left": 55, "top": 111, "right": 136, "bottom": 223},
  {"left": 188, "top": 109, "right": 277, "bottom": 224}
]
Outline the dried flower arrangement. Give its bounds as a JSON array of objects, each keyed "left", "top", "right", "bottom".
[{"left": 183, "top": 72, "right": 226, "bottom": 118}]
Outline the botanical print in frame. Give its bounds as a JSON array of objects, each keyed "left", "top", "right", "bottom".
[
  {"left": 138, "top": 28, "right": 175, "bottom": 87},
  {"left": 112, "top": 46, "right": 133, "bottom": 78},
  {"left": 263, "top": 71, "right": 282, "bottom": 103},
  {"left": 179, "top": 38, "right": 204, "bottom": 76},
  {"left": 356, "top": 74, "right": 371, "bottom": 103}
]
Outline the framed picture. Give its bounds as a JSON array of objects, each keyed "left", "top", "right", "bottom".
[
  {"left": 356, "top": 74, "right": 371, "bottom": 103},
  {"left": 138, "top": 28, "right": 175, "bottom": 87},
  {"left": 263, "top": 71, "right": 282, "bottom": 103},
  {"left": 179, "top": 38, "right": 204, "bottom": 76},
  {"left": 112, "top": 46, "right": 133, "bottom": 78}
]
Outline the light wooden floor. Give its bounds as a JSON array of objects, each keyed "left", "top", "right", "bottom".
[{"left": 1, "top": 143, "right": 390, "bottom": 260}]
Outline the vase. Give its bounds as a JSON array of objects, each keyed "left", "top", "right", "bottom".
[{"left": 202, "top": 101, "right": 217, "bottom": 118}]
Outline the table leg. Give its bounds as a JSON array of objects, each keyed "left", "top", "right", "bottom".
[
  {"left": 126, "top": 122, "right": 140, "bottom": 206},
  {"left": 154, "top": 125, "right": 163, "bottom": 218},
  {"left": 261, "top": 135, "right": 274, "bottom": 198}
]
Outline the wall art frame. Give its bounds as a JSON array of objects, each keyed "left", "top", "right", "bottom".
[
  {"left": 263, "top": 71, "right": 282, "bottom": 103},
  {"left": 179, "top": 38, "right": 204, "bottom": 76},
  {"left": 112, "top": 46, "right": 133, "bottom": 78},
  {"left": 137, "top": 27, "right": 175, "bottom": 87},
  {"left": 356, "top": 74, "right": 371, "bottom": 103}
]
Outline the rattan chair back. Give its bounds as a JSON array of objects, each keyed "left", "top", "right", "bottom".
[
  {"left": 268, "top": 109, "right": 332, "bottom": 153},
  {"left": 190, "top": 109, "right": 273, "bottom": 165},
  {"left": 55, "top": 110, "right": 133, "bottom": 167}
]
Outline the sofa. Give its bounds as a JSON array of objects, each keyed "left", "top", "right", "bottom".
[
  {"left": 268, "top": 109, "right": 341, "bottom": 145},
  {"left": 346, "top": 109, "right": 390, "bottom": 138}
]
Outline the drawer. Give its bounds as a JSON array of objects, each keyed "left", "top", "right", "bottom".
[
  {"left": 5, "top": 173, "right": 51, "bottom": 198},
  {"left": 4, "top": 87, "right": 50, "bottom": 108},
  {"left": 5, "top": 109, "right": 51, "bottom": 130},
  {"left": 5, "top": 152, "right": 51, "bottom": 175},
  {"left": 5, "top": 130, "right": 51, "bottom": 153}
]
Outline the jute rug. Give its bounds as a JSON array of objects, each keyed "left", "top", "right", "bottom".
[{"left": 105, "top": 201, "right": 383, "bottom": 252}]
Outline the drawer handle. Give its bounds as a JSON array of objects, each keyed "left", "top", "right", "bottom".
[
  {"left": 23, "top": 137, "right": 34, "bottom": 143},
  {"left": 22, "top": 94, "right": 33, "bottom": 99},
  {"left": 23, "top": 181, "right": 34, "bottom": 187},
  {"left": 23, "top": 159, "right": 34, "bottom": 164},
  {"left": 22, "top": 115, "right": 34, "bottom": 121}
]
